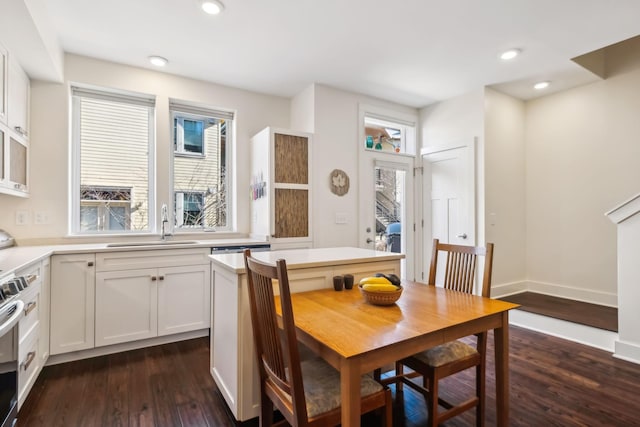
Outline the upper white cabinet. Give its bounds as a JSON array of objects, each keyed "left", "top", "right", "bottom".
[
  {"left": 7, "top": 58, "right": 29, "bottom": 139},
  {"left": 250, "top": 127, "right": 313, "bottom": 249},
  {"left": 0, "top": 44, "right": 30, "bottom": 197}
]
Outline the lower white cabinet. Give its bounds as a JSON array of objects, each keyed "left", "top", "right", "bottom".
[
  {"left": 95, "top": 249, "right": 211, "bottom": 347},
  {"left": 50, "top": 254, "right": 96, "bottom": 355},
  {"left": 95, "top": 264, "right": 210, "bottom": 347}
]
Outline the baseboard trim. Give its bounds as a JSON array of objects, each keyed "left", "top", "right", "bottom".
[
  {"left": 614, "top": 340, "right": 640, "bottom": 365},
  {"left": 492, "top": 280, "right": 617, "bottom": 307},
  {"left": 46, "top": 329, "right": 209, "bottom": 366},
  {"left": 509, "top": 310, "right": 617, "bottom": 352}
]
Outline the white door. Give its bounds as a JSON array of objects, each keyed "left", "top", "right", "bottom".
[
  {"left": 359, "top": 149, "right": 415, "bottom": 280},
  {"left": 421, "top": 140, "right": 476, "bottom": 280}
]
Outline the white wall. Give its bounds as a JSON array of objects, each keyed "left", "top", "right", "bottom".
[
  {"left": 525, "top": 66, "right": 640, "bottom": 305},
  {"left": 0, "top": 54, "right": 290, "bottom": 244},
  {"left": 484, "top": 88, "right": 527, "bottom": 292},
  {"left": 310, "top": 84, "right": 418, "bottom": 248}
]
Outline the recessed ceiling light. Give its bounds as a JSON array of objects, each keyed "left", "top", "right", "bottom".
[
  {"left": 148, "top": 56, "right": 168, "bottom": 67},
  {"left": 500, "top": 49, "right": 521, "bottom": 60},
  {"left": 534, "top": 81, "right": 550, "bottom": 90},
  {"left": 201, "top": 0, "right": 224, "bottom": 14}
]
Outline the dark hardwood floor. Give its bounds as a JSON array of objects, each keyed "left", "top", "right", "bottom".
[
  {"left": 499, "top": 292, "right": 618, "bottom": 332},
  {"left": 20, "top": 327, "right": 640, "bottom": 427}
]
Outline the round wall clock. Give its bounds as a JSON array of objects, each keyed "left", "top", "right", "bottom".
[{"left": 329, "top": 169, "right": 350, "bottom": 196}]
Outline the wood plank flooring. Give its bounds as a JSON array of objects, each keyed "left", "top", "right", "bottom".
[
  {"left": 19, "top": 327, "right": 640, "bottom": 426},
  {"left": 499, "top": 292, "right": 618, "bottom": 332}
]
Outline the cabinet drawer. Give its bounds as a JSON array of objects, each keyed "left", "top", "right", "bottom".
[
  {"left": 19, "top": 287, "right": 40, "bottom": 341},
  {"left": 96, "top": 248, "right": 210, "bottom": 271},
  {"left": 18, "top": 326, "right": 40, "bottom": 406}
]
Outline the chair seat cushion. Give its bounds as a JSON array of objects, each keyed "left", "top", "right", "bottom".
[
  {"left": 301, "top": 357, "right": 383, "bottom": 418},
  {"left": 410, "top": 340, "right": 478, "bottom": 367}
]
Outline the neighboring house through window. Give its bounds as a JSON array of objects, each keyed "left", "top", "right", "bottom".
[
  {"left": 71, "top": 85, "right": 155, "bottom": 234},
  {"left": 170, "top": 99, "right": 232, "bottom": 231}
]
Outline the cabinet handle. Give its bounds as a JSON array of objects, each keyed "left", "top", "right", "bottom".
[
  {"left": 151, "top": 276, "right": 157, "bottom": 281},
  {"left": 25, "top": 274, "right": 38, "bottom": 285},
  {"left": 21, "top": 351, "right": 36, "bottom": 371},
  {"left": 24, "top": 301, "right": 37, "bottom": 316},
  {"left": 87, "top": 261, "right": 94, "bottom": 267},
  {"left": 159, "top": 275, "right": 165, "bottom": 281},
  {"left": 14, "top": 126, "right": 28, "bottom": 137}
]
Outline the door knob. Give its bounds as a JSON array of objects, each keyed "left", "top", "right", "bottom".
[
  {"left": 457, "top": 233, "right": 468, "bottom": 239},
  {"left": 366, "top": 238, "right": 373, "bottom": 244}
]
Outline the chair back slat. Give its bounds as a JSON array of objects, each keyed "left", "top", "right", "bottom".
[
  {"left": 244, "top": 250, "right": 308, "bottom": 421},
  {"left": 429, "top": 239, "right": 494, "bottom": 297}
]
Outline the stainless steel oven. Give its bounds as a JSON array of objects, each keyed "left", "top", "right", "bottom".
[{"left": 0, "top": 274, "right": 24, "bottom": 427}]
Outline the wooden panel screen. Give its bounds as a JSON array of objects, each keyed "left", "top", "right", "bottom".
[
  {"left": 274, "top": 134, "right": 308, "bottom": 184},
  {"left": 274, "top": 189, "right": 308, "bottom": 238}
]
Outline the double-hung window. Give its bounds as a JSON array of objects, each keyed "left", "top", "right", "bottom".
[
  {"left": 170, "top": 99, "right": 232, "bottom": 231},
  {"left": 71, "top": 86, "right": 155, "bottom": 234}
]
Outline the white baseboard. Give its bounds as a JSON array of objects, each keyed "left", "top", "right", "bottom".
[
  {"left": 46, "top": 329, "right": 209, "bottom": 366},
  {"left": 614, "top": 340, "right": 640, "bottom": 365},
  {"left": 491, "top": 280, "right": 617, "bottom": 307},
  {"left": 491, "top": 281, "right": 527, "bottom": 298},
  {"left": 509, "top": 310, "right": 617, "bottom": 352}
]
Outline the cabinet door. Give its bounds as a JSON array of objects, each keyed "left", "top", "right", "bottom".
[
  {"left": 50, "top": 254, "right": 96, "bottom": 355},
  {"left": 157, "top": 264, "right": 210, "bottom": 336},
  {"left": 95, "top": 268, "right": 158, "bottom": 347},
  {"left": 0, "top": 125, "right": 5, "bottom": 183},
  {"left": 8, "top": 60, "right": 29, "bottom": 138},
  {"left": 8, "top": 135, "right": 27, "bottom": 191}
]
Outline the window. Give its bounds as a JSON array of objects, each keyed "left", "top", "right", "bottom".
[
  {"left": 174, "top": 117, "right": 205, "bottom": 155},
  {"left": 170, "top": 99, "right": 232, "bottom": 231},
  {"left": 71, "top": 86, "right": 155, "bottom": 234},
  {"left": 364, "top": 115, "right": 415, "bottom": 154}
]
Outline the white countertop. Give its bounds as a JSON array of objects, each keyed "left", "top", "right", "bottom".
[
  {"left": 0, "top": 238, "right": 268, "bottom": 280},
  {"left": 210, "top": 246, "right": 405, "bottom": 274}
]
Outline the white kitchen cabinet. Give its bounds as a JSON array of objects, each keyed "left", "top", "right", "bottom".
[
  {"left": 250, "top": 127, "right": 313, "bottom": 249},
  {"left": 157, "top": 264, "right": 210, "bottom": 336},
  {"left": 96, "top": 268, "right": 158, "bottom": 346},
  {"left": 95, "top": 249, "right": 210, "bottom": 347},
  {"left": 16, "top": 259, "right": 48, "bottom": 408},
  {"left": 50, "top": 254, "right": 96, "bottom": 355},
  {"left": 39, "top": 257, "right": 50, "bottom": 365},
  {"left": 7, "top": 59, "right": 29, "bottom": 139}
]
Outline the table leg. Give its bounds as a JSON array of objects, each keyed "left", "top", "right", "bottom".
[
  {"left": 494, "top": 312, "right": 510, "bottom": 427},
  {"left": 341, "top": 358, "right": 361, "bottom": 427}
]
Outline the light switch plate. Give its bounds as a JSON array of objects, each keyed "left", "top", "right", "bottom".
[{"left": 335, "top": 212, "right": 348, "bottom": 224}]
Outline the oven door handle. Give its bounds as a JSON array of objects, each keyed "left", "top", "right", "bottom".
[{"left": 0, "top": 300, "right": 24, "bottom": 338}]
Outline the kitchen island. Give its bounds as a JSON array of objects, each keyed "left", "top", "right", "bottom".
[{"left": 209, "top": 247, "right": 404, "bottom": 421}]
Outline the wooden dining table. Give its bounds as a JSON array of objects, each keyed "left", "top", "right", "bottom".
[{"left": 274, "top": 280, "right": 519, "bottom": 427}]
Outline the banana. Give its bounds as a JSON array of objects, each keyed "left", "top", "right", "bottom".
[
  {"left": 362, "top": 283, "right": 400, "bottom": 292},
  {"left": 359, "top": 276, "right": 392, "bottom": 286}
]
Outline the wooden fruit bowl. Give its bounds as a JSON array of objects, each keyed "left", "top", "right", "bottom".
[{"left": 358, "top": 285, "right": 403, "bottom": 306}]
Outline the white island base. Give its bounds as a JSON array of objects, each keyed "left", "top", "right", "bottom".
[{"left": 209, "top": 247, "right": 404, "bottom": 421}]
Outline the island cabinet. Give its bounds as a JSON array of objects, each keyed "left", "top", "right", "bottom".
[
  {"left": 209, "top": 247, "right": 404, "bottom": 421},
  {"left": 94, "top": 248, "right": 211, "bottom": 347},
  {"left": 250, "top": 127, "right": 313, "bottom": 250}
]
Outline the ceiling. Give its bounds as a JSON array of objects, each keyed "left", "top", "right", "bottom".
[{"left": 9, "top": 0, "right": 640, "bottom": 107}]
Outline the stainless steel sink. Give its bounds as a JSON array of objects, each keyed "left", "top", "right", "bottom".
[{"left": 106, "top": 240, "right": 199, "bottom": 248}]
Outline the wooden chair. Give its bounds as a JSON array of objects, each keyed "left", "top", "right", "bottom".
[
  {"left": 375, "top": 238, "right": 494, "bottom": 427},
  {"left": 243, "top": 249, "right": 392, "bottom": 427}
]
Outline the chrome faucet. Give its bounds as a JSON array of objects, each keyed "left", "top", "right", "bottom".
[{"left": 161, "top": 204, "right": 172, "bottom": 241}]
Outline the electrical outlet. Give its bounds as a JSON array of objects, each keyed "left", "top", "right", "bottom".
[
  {"left": 35, "top": 211, "right": 49, "bottom": 225},
  {"left": 16, "top": 210, "right": 29, "bottom": 225}
]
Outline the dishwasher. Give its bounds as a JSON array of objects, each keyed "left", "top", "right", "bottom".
[{"left": 210, "top": 243, "right": 271, "bottom": 254}]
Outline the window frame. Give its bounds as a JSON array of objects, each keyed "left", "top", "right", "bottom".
[{"left": 70, "top": 84, "right": 156, "bottom": 236}]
